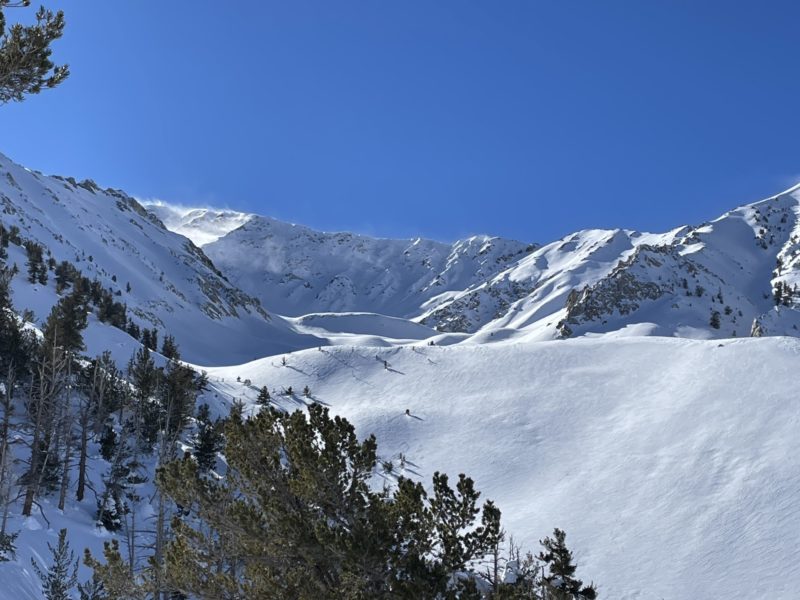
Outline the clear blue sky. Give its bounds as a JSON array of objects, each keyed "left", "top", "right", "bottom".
[{"left": 2, "top": 1, "right": 800, "bottom": 243}]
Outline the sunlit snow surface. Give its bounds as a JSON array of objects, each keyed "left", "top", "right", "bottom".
[
  {"left": 202, "top": 337, "right": 800, "bottom": 600},
  {"left": 2, "top": 150, "right": 800, "bottom": 598}
]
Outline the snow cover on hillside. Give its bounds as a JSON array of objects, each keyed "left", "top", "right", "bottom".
[
  {"left": 4, "top": 149, "right": 800, "bottom": 599},
  {"left": 150, "top": 185, "right": 800, "bottom": 344},
  {"left": 202, "top": 337, "right": 800, "bottom": 600},
  {"left": 143, "top": 201, "right": 537, "bottom": 319},
  {"left": 202, "top": 217, "right": 535, "bottom": 318},
  {"left": 0, "top": 153, "right": 321, "bottom": 364}
]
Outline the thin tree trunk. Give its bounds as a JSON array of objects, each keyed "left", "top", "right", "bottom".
[
  {"left": 24, "top": 342, "right": 66, "bottom": 516},
  {"left": 57, "top": 406, "right": 73, "bottom": 511},
  {"left": 0, "top": 365, "right": 15, "bottom": 534},
  {"left": 75, "top": 420, "right": 88, "bottom": 502}
]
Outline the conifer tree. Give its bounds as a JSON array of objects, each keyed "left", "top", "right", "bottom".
[
  {"left": 84, "top": 541, "right": 147, "bottom": 600},
  {"left": 154, "top": 405, "right": 503, "bottom": 598},
  {"left": 76, "top": 574, "right": 106, "bottom": 600},
  {"left": 31, "top": 528, "right": 79, "bottom": 600},
  {"left": 193, "top": 403, "right": 220, "bottom": 473},
  {"left": 160, "top": 358, "right": 197, "bottom": 439},
  {"left": 0, "top": 0, "right": 68, "bottom": 102},
  {"left": 256, "top": 385, "right": 270, "bottom": 405},
  {"left": 0, "top": 267, "right": 34, "bottom": 530},
  {"left": 21, "top": 308, "right": 79, "bottom": 516},
  {"left": 127, "top": 346, "right": 160, "bottom": 448},
  {"left": 160, "top": 335, "right": 180, "bottom": 360},
  {"left": 43, "top": 289, "right": 88, "bottom": 353},
  {"left": 538, "top": 528, "right": 596, "bottom": 599},
  {"left": 54, "top": 260, "right": 75, "bottom": 293},
  {"left": 76, "top": 353, "right": 121, "bottom": 501},
  {"left": 24, "top": 241, "right": 46, "bottom": 284},
  {"left": 0, "top": 530, "right": 17, "bottom": 561}
]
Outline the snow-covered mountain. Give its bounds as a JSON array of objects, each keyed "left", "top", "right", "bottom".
[
  {"left": 149, "top": 185, "right": 800, "bottom": 345},
  {"left": 0, "top": 153, "right": 320, "bottom": 364},
  {"left": 184, "top": 212, "right": 535, "bottom": 319},
  {"left": 5, "top": 150, "right": 800, "bottom": 599}
]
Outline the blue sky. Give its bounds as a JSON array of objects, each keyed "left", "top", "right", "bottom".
[{"left": 2, "top": 1, "right": 800, "bottom": 243}]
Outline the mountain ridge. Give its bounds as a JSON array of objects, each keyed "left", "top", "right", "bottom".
[{"left": 146, "top": 184, "right": 800, "bottom": 345}]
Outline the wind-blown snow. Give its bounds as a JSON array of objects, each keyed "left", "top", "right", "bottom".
[{"left": 143, "top": 201, "right": 254, "bottom": 246}]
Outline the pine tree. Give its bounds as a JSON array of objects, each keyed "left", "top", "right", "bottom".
[
  {"left": 160, "top": 358, "right": 197, "bottom": 439},
  {"left": 141, "top": 329, "right": 151, "bottom": 351},
  {"left": 0, "top": 1, "right": 69, "bottom": 104},
  {"left": 0, "top": 267, "right": 33, "bottom": 374},
  {"left": 77, "top": 574, "right": 106, "bottom": 600},
  {"left": 125, "top": 320, "right": 140, "bottom": 340},
  {"left": 98, "top": 424, "right": 117, "bottom": 462},
  {"left": 709, "top": 310, "right": 721, "bottom": 330},
  {"left": 96, "top": 420, "right": 146, "bottom": 532},
  {"left": 76, "top": 353, "right": 121, "bottom": 502},
  {"left": 43, "top": 289, "right": 88, "bottom": 353},
  {"left": 127, "top": 346, "right": 160, "bottom": 448},
  {"left": 193, "top": 403, "right": 220, "bottom": 473},
  {"left": 154, "top": 405, "right": 503, "bottom": 598},
  {"left": 0, "top": 530, "right": 17, "bottom": 561},
  {"left": 24, "top": 241, "right": 46, "bottom": 284},
  {"left": 538, "top": 528, "right": 596, "bottom": 599},
  {"left": 31, "top": 528, "right": 79, "bottom": 600},
  {"left": 84, "top": 541, "right": 147, "bottom": 600},
  {"left": 21, "top": 318, "right": 75, "bottom": 516},
  {"left": 256, "top": 385, "right": 270, "bottom": 405},
  {"left": 160, "top": 335, "right": 180, "bottom": 360},
  {"left": 54, "top": 260, "right": 76, "bottom": 293}
]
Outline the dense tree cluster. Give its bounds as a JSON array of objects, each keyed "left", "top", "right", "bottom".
[{"left": 773, "top": 280, "right": 797, "bottom": 307}]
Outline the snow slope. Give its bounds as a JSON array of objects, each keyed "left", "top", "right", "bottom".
[
  {"left": 150, "top": 185, "right": 800, "bottom": 344},
  {"left": 162, "top": 208, "right": 536, "bottom": 319},
  {"left": 204, "top": 336, "right": 800, "bottom": 600},
  {"left": 0, "top": 153, "right": 321, "bottom": 364},
  {"left": 3, "top": 150, "right": 800, "bottom": 599}
]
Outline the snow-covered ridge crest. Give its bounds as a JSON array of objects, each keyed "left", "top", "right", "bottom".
[
  {"left": 149, "top": 184, "right": 800, "bottom": 343},
  {"left": 172, "top": 206, "right": 538, "bottom": 318}
]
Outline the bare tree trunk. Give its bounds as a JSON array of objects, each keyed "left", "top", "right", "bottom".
[
  {"left": 57, "top": 379, "right": 73, "bottom": 511},
  {"left": 96, "top": 402, "right": 127, "bottom": 530},
  {"left": 75, "top": 418, "right": 88, "bottom": 502},
  {"left": 77, "top": 357, "right": 109, "bottom": 502},
  {"left": 0, "top": 365, "right": 15, "bottom": 535},
  {"left": 0, "top": 445, "right": 12, "bottom": 536},
  {"left": 22, "top": 340, "right": 66, "bottom": 517},
  {"left": 0, "top": 365, "right": 14, "bottom": 486}
]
